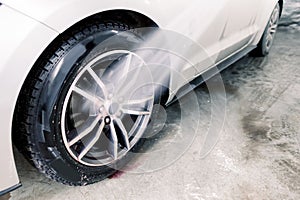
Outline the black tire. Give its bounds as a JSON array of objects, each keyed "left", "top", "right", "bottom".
[
  {"left": 13, "top": 21, "right": 155, "bottom": 185},
  {"left": 250, "top": 3, "right": 280, "bottom": 57}
]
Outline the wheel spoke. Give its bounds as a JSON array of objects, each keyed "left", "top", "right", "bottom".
[
  {"left": 124, "top": 53, "right": 133, "bottom": 73},
  {"left": 272, "top": 10, "right": 279, "bottom": 24},
  {"left": 115, "top": 53, "right": 133, "bottom": 88},
  {"left": 73, "top": 86, "right": 103, "bottom": 104},
  {"left": 108, "top": 123, "right": 119, "bottom": 159},
  {"left": 78, "top": 120, "right": 105, "bottom": 160},
  {"left": 87, "top": 68, "right": 108, "bottom": 99},
  {"left": 269, "top": 34, "right": 273, "bottom": 42},
  {"left": 114, "top": 118, "right": 130, "bottom": 149},
  {"left": 270, "top": 24, "right": 277, "bottom": 34},
  {"left": 121, "top": 96, "right": 153, "bottom": 107},
  {"left": 68, "top": 115, "right": 102, "bottom": 147},
  {"left": 117, "top": 61, "right": 145, "bottom": 95},
  {"left": 121, "top": 108, "right": 151, "bottom": 116}
]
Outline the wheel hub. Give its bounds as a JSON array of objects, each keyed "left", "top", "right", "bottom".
[
  {"left": 100, "top": 95, "right": 121, "bottom": 117},
  {"left": 109, "top": 102, "right": 120, "bottom": 115}
]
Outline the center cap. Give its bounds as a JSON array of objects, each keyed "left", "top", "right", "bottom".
[
  {"left": 109, "top": 102, "right": 119, "bottom": 115},
  {"left": 104, "top": 116, "right": 111, "bottom": 125}
]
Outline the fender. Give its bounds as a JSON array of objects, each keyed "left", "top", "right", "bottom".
[
  {"left": 1, "top": 0, "right": 174, "bottom": 32},
  {"left": 0, "top": 5, "right": 58, "bottom": 193}
]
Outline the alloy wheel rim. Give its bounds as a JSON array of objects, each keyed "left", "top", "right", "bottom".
[
  {"left": 61, "top": 50, "right": 154, "bottom": 167},
  {"left": 265, "top": 4, "right": 280, "bottom": 51}
]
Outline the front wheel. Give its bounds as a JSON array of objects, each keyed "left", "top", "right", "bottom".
[{"left": 14, "top": 22, "right": 155, "bottom": 185}]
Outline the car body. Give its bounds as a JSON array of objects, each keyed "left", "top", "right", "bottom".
[{"left": 0, "top": 0, "right": 282, "bottom": 194}]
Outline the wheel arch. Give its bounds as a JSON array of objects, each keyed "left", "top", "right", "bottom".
[
  {"left": 278, "top": 0, "right": 283, "bottom": 17},
  {"left": 12, "top": 8, "right": 161, "bottom": 138},
  {"left": 80, "top": 9, "right": 159, "bottom": 28}
]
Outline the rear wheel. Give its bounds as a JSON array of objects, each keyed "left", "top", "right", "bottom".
[
  {"left": 14, "top": 21, "right": 155, "bottom": 185},
  {"left": 251, "top": 3, "right": 280, "bottom": 57}
]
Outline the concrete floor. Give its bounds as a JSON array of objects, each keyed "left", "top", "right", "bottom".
[
  {"left": 2, "top": 27, "right": 299, "bottom": 200},
  {"left": 2, "top": 2, "right": 300, "bottom": 198}
]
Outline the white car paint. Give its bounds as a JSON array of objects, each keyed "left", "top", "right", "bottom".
[
  {"left": 0, "top": 0, "right": 279, "bottom": 193},
  {"left": 0, "top": 5, "right": 58, "bottom": 193}
]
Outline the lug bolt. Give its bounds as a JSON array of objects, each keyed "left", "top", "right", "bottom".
[
  {"left": 116, "top": 111, "right": 123, "bottom": 118},
  {"left": 108, "top": 94, "right": 113, "bottom": 100},
  {"left": 99, "top": 106, "right": 105, "bottom": 113}
]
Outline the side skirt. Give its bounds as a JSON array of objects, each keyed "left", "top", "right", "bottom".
[
  {"left": 166, "top": 45, "right": 256, "bottom": 106},
  {"left": 0, "top": 183, "right": 22, "bottom": 196}
]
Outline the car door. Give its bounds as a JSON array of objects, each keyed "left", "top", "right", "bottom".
[
  {"left": 163, "top": 0, "right": 229, "bottom": 91},
  {"left": 216, "top": 0, "right": 260, "bottom": 60}
]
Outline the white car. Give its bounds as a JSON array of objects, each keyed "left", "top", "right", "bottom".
[{"left": 0, "top": 0, "right": 282, "bottom": 194}]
